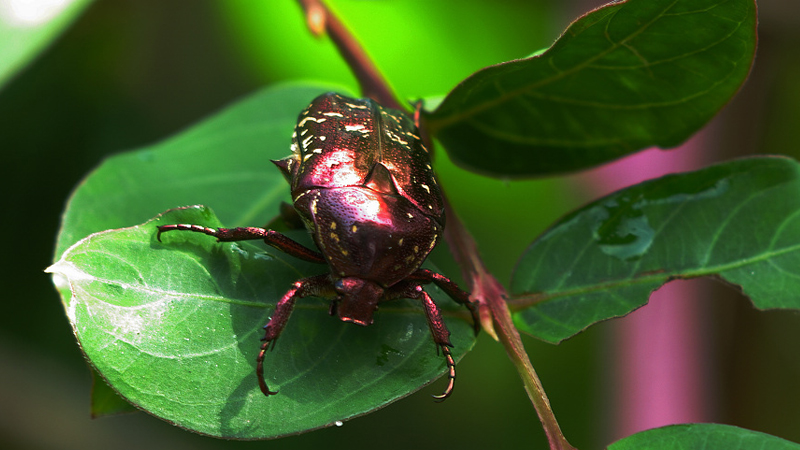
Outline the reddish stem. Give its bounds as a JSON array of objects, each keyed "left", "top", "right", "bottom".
[
  {"left": 443, "top": 201, "right": 576, "bottom": 450},
  {"left": 297, "top": 0, "right": 403, "bottom": 110},
  {"left": 295, "top": 2, "right": 576, "bottom": 449}
]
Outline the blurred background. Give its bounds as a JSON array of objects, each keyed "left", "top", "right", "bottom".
[{"left": 1, "top": 0, "right": 799, "bottom": 449}]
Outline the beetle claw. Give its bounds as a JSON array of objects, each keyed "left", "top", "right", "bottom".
[
  {"left": 432, "top": 346, "right": 456, "bottom": 402},
  {"left": 256, "top": 344, "right": 280, "bottom": 396}
]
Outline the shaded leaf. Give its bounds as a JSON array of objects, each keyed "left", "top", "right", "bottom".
[
  {"left": 426, "top": 0, "right": 757, "bottom": 177},
  {"left": 608, "top": 423, "right": 800, "bottom": 449},
  {"left": 0, "top": 0, "right": 94, "bottom": 89},
  {"left": 510, "top": 156, "right": 800, "bottom": 343},
  {"left": 49, "top": 206, "right": 475, "bottom": 439}
]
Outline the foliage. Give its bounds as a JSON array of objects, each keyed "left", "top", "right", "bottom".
[{"left": 21, "top": 0, "right": 798, "bottom": 448}]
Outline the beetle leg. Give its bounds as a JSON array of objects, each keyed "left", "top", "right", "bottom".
[
  {"left": 257, "top": 274, "right": 334, "bottom": 396},
  {"left": 410, "top": 269, "right": 480, "bottom": 335},
  {"left": 157, "top": 224, "right": 325, "bottom": 264},
  {"left": 391, "top": 283, "right": 456, "bottom": 401}
]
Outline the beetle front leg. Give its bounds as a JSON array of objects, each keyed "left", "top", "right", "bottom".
[
  {"left": 257, "top": 273, "right": 334, "bottom": 396},
  {"left": 157, "top": 224, "right": 325, "bottom": 264}
]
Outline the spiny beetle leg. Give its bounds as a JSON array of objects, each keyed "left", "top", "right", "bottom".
[
  {"left": 257, "top": 274, "right": 333, "bottom": 397},
  {"left": 410, "top": 269, "right": 480, "bottom": 335},
  {"left": 393, "top": 283, "right": 457, "bottom": 401},
  {"left": 156, "top": 224, "right": 325, "bottom": 264}
]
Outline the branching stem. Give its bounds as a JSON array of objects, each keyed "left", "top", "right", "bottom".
[
  {"left": 295, "top": 2, "right": 576, "bottom": 449},
  {"left": 442, "top": 201, "right": 577, "bottom": 450}
]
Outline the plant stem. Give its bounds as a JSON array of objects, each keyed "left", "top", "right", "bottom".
[
  {"left": 443, "top": 201, "right": 577, "bottom": 450},
  {"left": 296, "top": 0, "right": 403, "bottom": 111},
  {"left": 295, "top": 2, "right": 575, "bottom": 448}
]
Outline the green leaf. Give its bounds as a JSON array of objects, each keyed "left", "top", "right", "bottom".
[
  {"left": 54, "top": 84, "right": 337, "bottom": 258},
  {"left": 608, "top": 423, "right": 800, "bottom": 449},
  {"left": 49, "top": 206, "right": 475, "bottom": 439},
  {"left": 0, "top": 0, "right": 94, "bottom": 89},
  {"left": 426, "top": 0, "right": 757, "bottom": 177},
  {"left": 510, "top": 156, "right": 800, "bottom": 343},
  {"left": 49, "top": 85, "right": 476, "bottom": 438}
]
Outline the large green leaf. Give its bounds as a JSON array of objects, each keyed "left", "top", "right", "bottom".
[
  {"left": 54, "top": 84, "right": 334, "bottom": 258},
  {"left": 608, "top": 423, "right": 800, "bottom": 450},
  {"left": 510, "top": 156, "right": 800, "bottom": 343},
  {"left": 426, "top": 0, "right": 757, "bottom": 177},
  {"left": 49, "top": 206, "right": 474, "bottom": 439},
  {"left": 49, "top": 84, "right": 476, "bottom": 438},
  {"left": 0, "top": 0, "right": 94, "bottom": 89}
]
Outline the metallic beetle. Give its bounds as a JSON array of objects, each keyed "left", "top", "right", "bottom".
[{"left": 157, "top": 93, "right": 477, "bottom": 400}]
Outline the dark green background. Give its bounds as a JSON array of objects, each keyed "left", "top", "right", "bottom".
[{"left": 3, "top": 1, "right": 799, "bottom": 449}]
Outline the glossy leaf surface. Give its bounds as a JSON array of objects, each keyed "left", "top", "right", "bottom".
[
  {"left": 55, "top": 85, "right": 331, "bottom": 258},
  {"left": 50, "top": 206, "right": 474, "bottom": 438},
  {"left": 50, "top": 85, "right": 476, "bottom": 438},
  {"left": 608, "top": 423, "right": 800, "bottom": 450},
  {"left": 511, "top": 157, "right": 800, "bottom": 343},
  {"left": 426, "top": 0, "right": 757, "bottom": 177},
  {"left": 0, "top": 0, "right": 94, "bottom": 89}
]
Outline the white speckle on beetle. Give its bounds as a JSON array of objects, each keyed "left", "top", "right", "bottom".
[
  {"left": 298, "top": 116, "right": 326, "bottom": 127},
  {"left": 345, "top": 124, "right": 367, "bottom": 132},
  {"left": 302, "top": 135, "right": 314, "bottom": 149},
  {"left": 387, "top": 131, "right": 408, "bottom": 145}
]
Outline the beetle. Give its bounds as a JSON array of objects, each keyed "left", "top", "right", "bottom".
[{"left": 157, "top": 92, "right": 478, "bottom": 401}]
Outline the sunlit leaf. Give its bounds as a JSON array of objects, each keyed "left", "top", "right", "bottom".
[
  {"left": 49, "top": 84, "right": 476, "bottom": 438},
  {"left": 0, "top": 0, "right": 94, "bottom": 89},
  {"left": 49, "top": 206, "right": 475, "bottom": 439}
]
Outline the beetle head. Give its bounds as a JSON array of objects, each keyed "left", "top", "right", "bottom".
[{"left": 333, "top": 277, "right": 384, "bottom": 326}]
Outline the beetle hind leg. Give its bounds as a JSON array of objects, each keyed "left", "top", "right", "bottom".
[
  {"left": 256, "top": 274, "right": 334, "bottom": 397},
  {"left": 432, "top": 345, "right": 456, "bottom": 402},
  {"left": 390, "top": 283, "right": 458, "bottom": 401},
  {"left": 256, "top": 343, "right": 279, "bottom": 396}
]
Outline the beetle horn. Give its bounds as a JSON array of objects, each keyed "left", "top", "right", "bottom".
[{"left": 271, "top": 157, "right": 296, "bottom": 182}]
